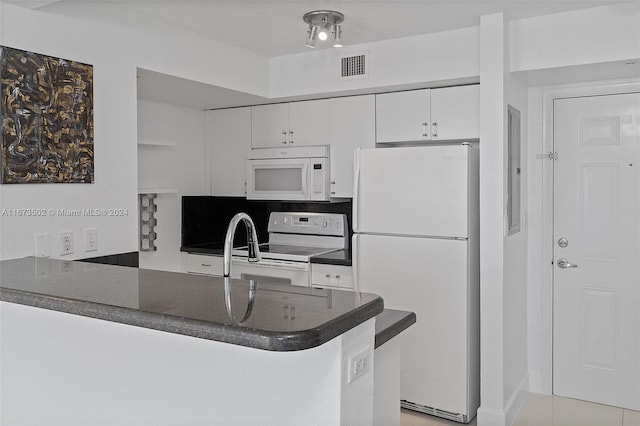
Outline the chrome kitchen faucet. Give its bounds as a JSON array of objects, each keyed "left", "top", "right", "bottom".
[{"left": 223, "top": 212, "right": 261, "bottom": 277}]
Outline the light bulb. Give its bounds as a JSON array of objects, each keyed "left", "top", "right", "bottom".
[{"left": 318, "top": 30, "right": 328, "bottom": 41}]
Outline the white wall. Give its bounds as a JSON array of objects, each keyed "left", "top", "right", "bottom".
[
  {"left": 509, "top": 2, "right": 640, "bottom": 73},
  {"left": 477, "top": 13, "right": 507, "bottom": 426},
  {"left": 526, "top": 87, "right": 547, "bottom": 394},
  {"left": 503, "top": 74, "right": 530, "bottom": 422},
  {"left": 477, "top": 14, "right": 530, "bottom": 426},
  {"left": 267, "top": 1, "right": 640, "bottom": 101},
  {"left": 137, "top": 99, "right": 207, "bottom": 272},
  {"left": 516, "top": 1, "right": 640, "bottom": 397},
  {"left": 268, "top": 26, "right": 480, "bottom": 98},
  {"left": 0, "top": 2, "right": 267, "bottom": 260}
]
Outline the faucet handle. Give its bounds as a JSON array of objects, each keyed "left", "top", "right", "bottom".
[{"left": 246, "top": 230, "right": 262, "bottom": 262}]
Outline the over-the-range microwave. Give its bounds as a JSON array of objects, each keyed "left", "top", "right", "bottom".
[{"left": 246, "top": 146, "right": 330, "bottom": 201}]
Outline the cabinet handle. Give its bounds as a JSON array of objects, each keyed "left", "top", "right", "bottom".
[
  {"left": 432, "top": 122, "right": 438, "bottom": 139},
  {"left": 289, "top": 130, "right": 294, "bottom": 144},
  {"left": 422, "top": 122, "right": 428, "bottom": 138},
  {"left": 282, "top": 131, "right": 287, "bottom": 144},
  {"left": 335, "top": 274, "right": 341, "bottom": 279},
  {"left": 326, "top": 274, "right": 331, "bottom": 278},
  {"left": 201, "top": 263, "right": 212, "bottom": 267}
]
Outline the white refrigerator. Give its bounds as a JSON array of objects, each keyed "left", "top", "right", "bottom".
[{"left": 353, "top": 144, "right": 480, "bottom": 423}]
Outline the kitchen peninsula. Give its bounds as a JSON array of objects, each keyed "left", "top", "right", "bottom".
[{"left": 0, "top": 257, "right": 394, "bottom": 425}]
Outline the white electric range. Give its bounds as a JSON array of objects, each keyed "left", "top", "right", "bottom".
[{"left": 231, "top": 212, "right": 347, "bottom": 287}]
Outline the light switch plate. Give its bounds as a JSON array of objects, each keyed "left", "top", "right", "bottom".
[
  {"left": 84, "top": 228, "right": 97, "bottom": 252},
  {"left": 35, "top": 233, "right": 50, "bottom": 257}
]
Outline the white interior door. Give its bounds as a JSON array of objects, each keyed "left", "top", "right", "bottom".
[{"left": 553, "top": 92, "right": 640, "bottom": 410}]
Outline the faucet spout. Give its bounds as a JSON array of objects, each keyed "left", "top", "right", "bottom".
[{"left": 223, "top": 212, "right": 261, "bottom": 278}]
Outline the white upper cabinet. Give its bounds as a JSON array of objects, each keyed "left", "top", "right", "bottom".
[
  {"left": 208, "top": 107, "right": 251, "bottom": 196},
  {"left": 375, "top": 89, "right": 431, "bottom": 143},
  {"left": 375, "top": 85, "right": 479, "bottom": 144},
  {"left": 251, "top": 100, "right": 330, "bottom": 148},
  {"left": 251, "top": 103, "right": 289, "bottom": 148},
  {"left": 329, "top": 95, "right": 375, "bottom": 198},
  {"left": 430, "top": 85, "right": 479, "bottom": 142},
  {"left": 289, "top": 99, "right": 331, "bottom": 147}
]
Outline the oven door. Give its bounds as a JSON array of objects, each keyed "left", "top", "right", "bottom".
[
  {"left": 246, "top": 158, "right": 310, "bottom": 201},
  {"left": 231, "top": 257, "right": 310, "bottom": 287}
]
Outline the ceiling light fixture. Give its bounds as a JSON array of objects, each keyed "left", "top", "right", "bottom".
[{"left": 303, "top": 10, "right": 344, "bottom": 49}]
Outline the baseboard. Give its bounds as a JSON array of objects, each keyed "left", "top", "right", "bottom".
[
  {"left": 505, "top": 373, "right": 529, "bottom": 426},
  {"left": 476, "top": 406, "right": 506, "bottom": 426},
  {"left": 477, "top": 373, "right": 529, "bottom": 426}
]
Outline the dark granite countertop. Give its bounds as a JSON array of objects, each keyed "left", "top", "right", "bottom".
[
  {"left": 0, "top": 257, "right": 382, "bottom": 352},
  {"left": 310, "top": 249, "right": 352, "bottom": 266},
  {"left": 374, "top": 309, "right": 416, "bottom": 349},
  {"left": 182, "top": 244, "right": 353, "bottom": 267},
  {"left": 180, "top": 243, "right": 224, "bottom": 256}
]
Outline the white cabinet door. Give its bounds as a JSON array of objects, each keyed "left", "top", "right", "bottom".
[
  {"left": 329, "top": 95, "right": 375, "bottom": 198},
  {"left": 183, "top": 253, "right": 224, "bottom": 276},
  {"left": 430, "top": 85, "right": 479, "bottom": 141},
  {"left": 311, "top": 264, "right": 354, "bottom": 289},
  {"left": 208, "top": 107, "right": 251, "bottom": 196},
  {"left": 289, "top": 99, "right": 331, "bottom": 146},
  {"left": 376, "top": 89, "right": 431, "bottom": 143},
  {"left": 251, "top": 103, "right": 289, "bottom": 148}
]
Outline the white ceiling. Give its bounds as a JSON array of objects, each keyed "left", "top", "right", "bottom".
[{"left": 30, "top": 0, "right": 623, "bottom": 58}]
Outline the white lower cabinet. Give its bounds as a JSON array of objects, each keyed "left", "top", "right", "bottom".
[
  {"left": 183, "top": 253, "right": 224, "bottom": 276},
  {"left": 311, "top": 264, "right": 353, "bottom": 290}
]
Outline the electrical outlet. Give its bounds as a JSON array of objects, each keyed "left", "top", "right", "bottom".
[
  {"left": 84, "top": 228, "right": 97, "bottom": 252},
  {"left": 35, "top": 233, "right": 50, "bottom": 257},
  {"left": 59, "top": 231, "right": 74, "bottom": 256},
  {"left": 348, "top": 347, "right": 371, "bottom": 383}
]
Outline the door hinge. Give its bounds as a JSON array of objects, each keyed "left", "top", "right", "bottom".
[{"left": 536, "top": 151, "right": 558, "bottom": 160}]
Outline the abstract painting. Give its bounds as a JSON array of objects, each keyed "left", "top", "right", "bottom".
[{"left": 1, "top": 46, "right": 94, "bottom": 184}]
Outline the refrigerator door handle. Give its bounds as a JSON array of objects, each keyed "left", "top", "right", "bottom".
[
  {"left": 352, "top": 234, "right": 359, "bottom": 292},
  {"left": 353, "top": 148, "right": 362, "bottom": 232}
]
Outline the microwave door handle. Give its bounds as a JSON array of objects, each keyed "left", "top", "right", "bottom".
[{"left": 301, "top": 162, "right": 309, "bottom": 197}]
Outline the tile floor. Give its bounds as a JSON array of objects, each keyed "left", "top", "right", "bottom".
[{"left": 400, "top": 393, "right": 640, "bottom": 426}]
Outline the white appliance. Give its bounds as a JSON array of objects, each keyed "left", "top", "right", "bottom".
[
  {"left": 246, "top": 146, "right": 330, "bottom": 201},
  {"left": 232, "top": 212, "right": 347, "bottom": 287},
  {"left": 352, "top": 144, "right": 479, "bottom": 423}
]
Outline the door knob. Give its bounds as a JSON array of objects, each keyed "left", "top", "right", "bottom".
[{"left": 557, "top": 258, "right": 578, "bottom": 269}]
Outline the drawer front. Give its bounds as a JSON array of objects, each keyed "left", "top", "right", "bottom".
[
  {"left": 183, "top": 253, "right": 224, "bottom": 276},
  {"left": 311, "top": 264, "right": 353, "bottom": 289}
]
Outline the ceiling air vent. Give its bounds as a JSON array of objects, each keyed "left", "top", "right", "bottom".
[{"left": 339, "top": 52, "right": 369, "bottom": 80}]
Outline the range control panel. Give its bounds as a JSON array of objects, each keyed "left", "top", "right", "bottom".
[{"left": 268, "top": 212, "right": 346, "bottom": 237}]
